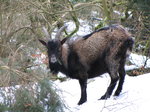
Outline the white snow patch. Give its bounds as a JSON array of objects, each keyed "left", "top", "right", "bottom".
[
  {"left": 129, "top": 53, "right": 150, "bottom": 68},
  {"left": 55, "top": 73, "right": 150, "bottom": 112},
  {"left": 66, "top": 20, "right": 92, "bottom": 36}
]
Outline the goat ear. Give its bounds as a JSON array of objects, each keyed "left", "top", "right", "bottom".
[
  {"left": 61, "top": 38, "right": 67, "bottom": 45},
  {"left": 38, "top": 39, "right": 47, "bottom": 46}
]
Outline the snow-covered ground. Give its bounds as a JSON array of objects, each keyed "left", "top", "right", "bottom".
[{"left": 56, "top": 73, "right": 150, "bottom": 112}]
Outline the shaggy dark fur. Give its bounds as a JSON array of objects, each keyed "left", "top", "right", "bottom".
[{"left": 39, "top": 24, "right": 134, "bottom": 105}]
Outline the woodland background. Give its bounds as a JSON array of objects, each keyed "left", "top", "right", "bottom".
[{"left": 0, "top": 0, "right": 150, "bottom": 111}]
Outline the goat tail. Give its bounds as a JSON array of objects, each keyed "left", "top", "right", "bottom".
[
  {"left": 126, "top": 37, "right": 134, "bottom": 51},
  {"left": 125, "top": 37, "right": 134, "bottom": 57},
  {"left": 116, "top": 37, "right": 134, "bottom": 59}
]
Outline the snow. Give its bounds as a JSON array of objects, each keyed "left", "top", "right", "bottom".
[
  {"left": 56, "top": 73, "right": 150, "bottom": 112},
  {"left": 125, "top": 53, "right": 150, "bottom": 71},
  {"left": 129, "top": 53, "right": 150, "bottom": 68},
  {"left": 1, "top": 72, "right": 150, "bottom": 112},
  {"left": 66, "top": 19, "right": 92, "bottom": 36}
]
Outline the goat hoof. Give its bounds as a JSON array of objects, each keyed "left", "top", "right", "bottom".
[
  {"left": 78, "top": 101, "right": 85, "bottom": 105},
  {"left": 100, "top": 95, "right": 107, "bottom": 100},
  {"left": 78, "top": 99, "right": 86, "bottom": 105},
  {"left": 114, "top": 92, "right": 119, "bottom": 96},
  {"left": 99, "top": 94, "right": 110, "bottom": 100},
  {"left": 114, "top": 90, "right": 121, "bottom": 96}
]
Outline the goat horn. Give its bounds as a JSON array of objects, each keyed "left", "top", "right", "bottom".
[
  {"left": 55, "top": 25, "right": 67, "bottom": 39},
  {"left": 42, "top": 26, "right": 51, "bottom": 38}
]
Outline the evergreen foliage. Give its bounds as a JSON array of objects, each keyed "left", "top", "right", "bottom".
[{"left": 0, "top": 79, "right": 65, "bottom": 112}]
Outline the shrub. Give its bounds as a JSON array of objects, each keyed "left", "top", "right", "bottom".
[{"left": 0, "top": 79, "right": 65, "bottom": 112}]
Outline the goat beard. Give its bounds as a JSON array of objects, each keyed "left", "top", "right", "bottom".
[{"left": 49, "top": 61, "right": 60, "bottom": 74}]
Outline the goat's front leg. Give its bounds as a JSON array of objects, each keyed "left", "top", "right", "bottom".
[{"left": 78, "top": 79, "right": 87, "bottom": 105}]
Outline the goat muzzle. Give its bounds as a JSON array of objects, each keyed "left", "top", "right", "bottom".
[{"left": 50, "top": 55, "right": 57, "bottom": 63}]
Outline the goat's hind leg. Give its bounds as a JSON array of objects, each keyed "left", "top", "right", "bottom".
[
  {"left": 114, "top": 61, "right": 126, "bottom": 96},
  {"left": 100, "top": 64, "right": 119, "bottom": 100},
  {"left": 100, "top": 74, "right": 119, "bottom": 100}
]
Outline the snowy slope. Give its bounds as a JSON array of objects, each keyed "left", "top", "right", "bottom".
[{"left": 56, "top": 73, "right": 150, "bottom": 112}]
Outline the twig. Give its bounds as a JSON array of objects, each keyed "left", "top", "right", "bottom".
[{"left": 0, "top": 65, "right": 42, "bottom": 82}]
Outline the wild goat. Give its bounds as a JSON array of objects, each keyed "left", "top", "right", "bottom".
[{"left": 39, "top": 24, "right": 134, "bottom": 105}]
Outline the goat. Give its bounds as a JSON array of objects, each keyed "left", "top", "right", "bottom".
[{"left": 39, "top": 24, "right": 134, "bottom": 105}]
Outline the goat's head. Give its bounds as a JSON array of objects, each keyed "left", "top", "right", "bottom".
[{"left": 39, "top": 25, "right": 67, "bottom": 74}]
